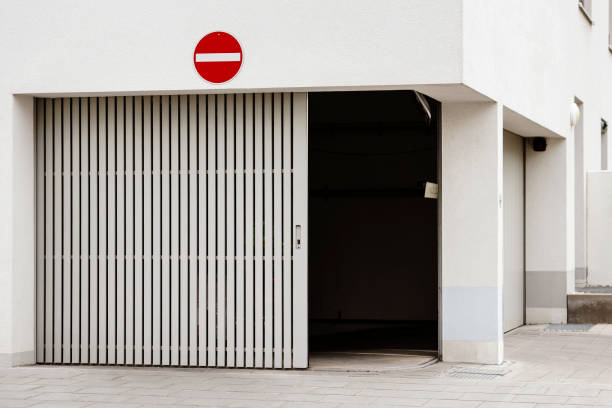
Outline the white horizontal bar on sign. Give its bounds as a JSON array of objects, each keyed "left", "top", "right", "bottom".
[{"left": 195, "top": 52, "right": 241, "bottom": 62}]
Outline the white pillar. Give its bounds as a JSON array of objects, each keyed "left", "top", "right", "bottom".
[
  {"left": 440, "top": 102, "right": 503, "bottom": 364},
  {"left": 0, "top": 94, "right": 36, "bottom": 367},
  {"left": 525, "top": 136, "right": 574, "bottom": 323},
  {"left": 574, "top": 103, "right": 586, "bottom": 285}
]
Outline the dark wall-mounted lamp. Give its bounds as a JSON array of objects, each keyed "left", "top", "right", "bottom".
[{"left": 533, "top": 137, "right": 547, "bottom": 152}]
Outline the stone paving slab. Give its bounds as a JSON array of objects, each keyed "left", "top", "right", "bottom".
[{"left": 4, "top": 325, "right": 612, "bottom": 406}]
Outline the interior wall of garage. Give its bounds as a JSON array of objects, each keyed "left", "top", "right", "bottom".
[{"left": 308, "top": 91, "right": 438, "bottom": 321}]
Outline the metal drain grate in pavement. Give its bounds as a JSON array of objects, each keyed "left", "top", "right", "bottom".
[
  {"left": 546, "top": 324, "right": 594, "bottom": 332},
  {"left": 447, "top": 364, "right": 511, "bottom": 380}
]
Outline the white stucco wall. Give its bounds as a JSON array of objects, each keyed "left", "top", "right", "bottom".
[
  {"left": 463, "top": 0, "right": 612, "bottom": 140},
  {"left": 441, "top": 102, "right": 503, "bottom": 364},
  {"left": 0, "top": 0, "right": 466, "bottom": 366},
  {"left": 0, "top": 0, "right": 463, "bottom": 94},
  {"left": 463, "top": 0, "right": 611, "bottom": 286},
  {"left": 0, "top": 95, "right": 35, "bottom": 364},
  {"left": 525, "top": 136, "right": 575, "bottom": 324},
  {"left": 2, "top": 1, "right": 610, "bottom": 118}
]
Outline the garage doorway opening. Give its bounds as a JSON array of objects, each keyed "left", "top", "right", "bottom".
[{"left": 308, "top": 91, "right": 440, "bottom": 366}]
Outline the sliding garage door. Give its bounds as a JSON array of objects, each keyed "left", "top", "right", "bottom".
[{"left": 35, "top": 93, "right": 308, "bottom": 368}]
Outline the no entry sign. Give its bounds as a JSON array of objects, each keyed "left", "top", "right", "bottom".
[{"left": 193, "top": 32, "right": 243, "bottom": 84}]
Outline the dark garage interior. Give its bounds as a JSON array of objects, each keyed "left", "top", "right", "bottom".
[{"left": 308, "top": 91, "right": 439, "bottom": 357}]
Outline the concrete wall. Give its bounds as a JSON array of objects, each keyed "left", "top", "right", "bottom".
[
  {"left": 525, "top": 137, "right": 575, "bottom": 323},
  {"left": 0, "top": 0, "right": 462, "bottom": 367},
  {"left": 463, "top": 0, "right": 612, "bottom": 292},
  {"left": 0, "top": 0, "right": 463, "bottom": 94},
  {"left": 440, "top": 102, "right": 503, "bottom": 364},
  {"left": 463, "top": 0, "right": 612, "bottom": 139},
  {"left": 575, "top": 103, "right": 588, "bottom": 284},
  {"left": 0, "top": 95, "right": 36, "bottom": 366}
]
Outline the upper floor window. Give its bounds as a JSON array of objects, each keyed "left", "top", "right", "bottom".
[{"left": 580, "top": 0, "right": 594, "bottom": 24}]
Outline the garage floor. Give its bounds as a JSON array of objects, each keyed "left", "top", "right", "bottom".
[
  {"left": 309, "top": 320, "right": 437, "bottom": 371},
  {"left": 310, "top": 320, "right": 436, "bottom": 349},
  {"left": 309, "top": 350, "right": 436, "bottom": 372}
]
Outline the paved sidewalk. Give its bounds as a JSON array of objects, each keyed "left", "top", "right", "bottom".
[{"left": 3, "top": 325, "right": 612, "bottom": 407}]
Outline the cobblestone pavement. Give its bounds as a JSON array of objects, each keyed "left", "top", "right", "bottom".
[{"left": 3, "top": 324, "right": 612, "bottom": 407}]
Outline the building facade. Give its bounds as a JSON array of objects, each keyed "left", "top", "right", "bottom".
[{"left": 0, "top": 0, "right": 611, "bottom": 367}]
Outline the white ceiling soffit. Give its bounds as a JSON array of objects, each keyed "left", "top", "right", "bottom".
[
  {"left": 23, "top": 83, "right": 493, "bottom": 102},
  {"left": 408, "top": 83, "right": 492, "bottom": 102},
  {"left": 503, "top": 106, "right": 562, "bottom": 138}
]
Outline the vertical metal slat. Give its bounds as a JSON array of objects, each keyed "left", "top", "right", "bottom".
[{"left": 235, "top": 94, "right": 245, "bottom": 368}]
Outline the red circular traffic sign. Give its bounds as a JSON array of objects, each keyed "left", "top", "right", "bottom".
[{"left": 193, "top": 32, "right": 243, "bottom": 84}]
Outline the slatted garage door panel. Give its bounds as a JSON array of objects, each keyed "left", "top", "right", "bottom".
[{"left": 36, "top": 93, "right": 307, "bottom": 368}]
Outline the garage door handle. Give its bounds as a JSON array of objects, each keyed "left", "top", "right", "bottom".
[{"left": 295, "top": 225, "right": 302, "bottom": 249}]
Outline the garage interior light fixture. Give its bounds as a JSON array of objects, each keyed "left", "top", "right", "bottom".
[{"left": 413, "top": 91, "right": 432, "bottom": 124}]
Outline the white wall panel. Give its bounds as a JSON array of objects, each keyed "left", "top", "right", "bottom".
[
  {"left": 226, "top": 94, "right": 236, "bottom": 368},
  {"left": 169, "top": 95, "right": 179, "bottom": 366},
  {"left": 187, "top": 95, "right": 198, "bottom": 366},
  {"left": 263, "top": 93, "right": 273, "bottom": 369},
  {"left": 244, "top": 94, "right": 255, "bottom": 368},
  {"left": 134, "top": 96, "right": 144, "bottom": 366},
  {"left": 53, "top": 98, "right": 62, "bottom": 364},
  {"left": 272, "top": 93, "right": 283, "bottom": 369},
  {"left": 217, "top": 95, "right": 226, "bottom": 367},
  {"left": 125, "top": 96, "right": 135, "bottom": 365},
  {"left": 206, "top": 94, "right": 217, "bottom": 366},
  {"left": 160, "top": 95, "right": 170, "bottom": 366},
  {"left": 196, "top": 95, "right": 207, "bottom": 366},
  {"left": 282, "top": 94, "right": 293, "bottom": 368},
  {"left": 79, "top": 98, "right": 90, "bottom": 364},
  {"left": 115, "top": 96, "right": 125, "bottom": 364},
  {"left": 292, "top": 93, "right": 308, "bottom": 368},
  {"left": 177, "top": 94, "right": 188, "bottom": 366},
  {"left": 106, "top": 96, "right": 116, "bottom": 364},
  {"left": 143, "top": 96, "right": 153, "bottom": 365},
  {"left": 235, "top": 94, "right": 245, "bottom": 367},
  {"left": 35, "top": 99, "right": 45, "bottom": 363},
  {"left": 89, "top": 98, "right": 99, "bottom": 364},
  {"left": 253, "top": 94, "right": 264, "bottom": 368},
  {"left": 151, "top": 96, "right": 162, "bottom": 365},
  {"left": 98, "top": 97, "right": 108, "bottom": 365}
]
